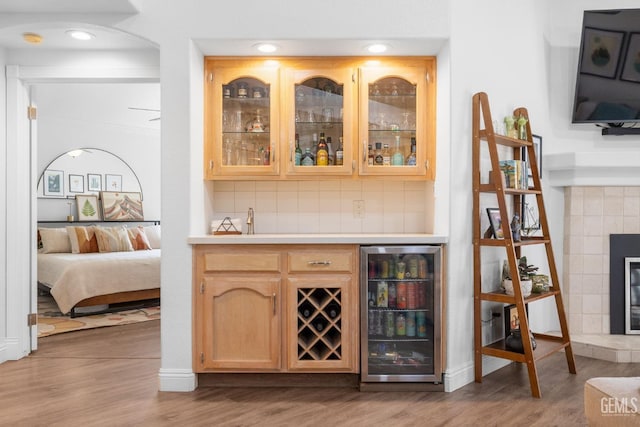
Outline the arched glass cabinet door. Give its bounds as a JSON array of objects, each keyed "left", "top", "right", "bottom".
[
  {"left": 358, "top": 61, "right": 436, "bottom": 179},
  {"left": 285, "top": 63, "right": 355, "bottom": 177},
  {"left": 204, "top": 63, "right": 280, "bottom": 178}
]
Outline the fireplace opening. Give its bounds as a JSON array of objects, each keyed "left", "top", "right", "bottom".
[
  {"left": 625, "top": 258, "right": 640, "bottom": 334},
  {"left": 610, "top": 234, "right": 640, "bottom": 334}
]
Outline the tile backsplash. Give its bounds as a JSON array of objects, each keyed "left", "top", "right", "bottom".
[
  {"left": 563, "top": 186, "right": 640, "bottom": 335},
  {"left": 210, "top": 180, "right": 432, "bottom": 234}
]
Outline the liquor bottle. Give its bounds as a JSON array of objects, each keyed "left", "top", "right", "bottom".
[
  {"left": 382, "top": 143, "right": 391, "bottom": 166},
  {"left": 311, "top": 133, "right": 319, "bottom": 164},
  {"left": 335, "top": 136, "right": 344, "bottom": 165},
  {"left": 367, "top": 144, "right": 374, "bottom": 165},
  {"left": 391, "top": 135, "right": 404, "bottom": 165},
  {"left": 316, "top": 132, "right": 329, "bottom": 166},
  {"left": 301, "top": 147, "right": 315, "bottom": 166},
  {"left": 406, "top": 137, "right": 417, "bottom": 166},
  {"left": 325, "top": 303, "right": 340, "bottom": 319},
  {"left": 374, "top": 142, "right": 384, "bottom": 165},
  {"left": 294, "top": 133, "right": 302, "bottom": 166},
  {"left": 326, "top": 136, "right": 334, "bottom": 165}
]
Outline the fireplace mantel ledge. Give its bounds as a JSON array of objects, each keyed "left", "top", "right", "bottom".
[{"left": 545, "top": 152, "right": 640, "bottom": 187}]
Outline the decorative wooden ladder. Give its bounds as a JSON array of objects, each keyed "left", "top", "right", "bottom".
[{"left": 472, "top": 91, "right": 576, "bottom": 398}]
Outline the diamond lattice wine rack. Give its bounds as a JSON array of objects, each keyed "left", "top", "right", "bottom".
[{"left": 297, "top": 288, "right": 343, "bottom": 361}]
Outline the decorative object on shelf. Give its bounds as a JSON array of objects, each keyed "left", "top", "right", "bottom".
[
  {"left": 501, "top": 256, "right": 538, "bottom": 297},
  {"left": 517, "top": 114, "right": 528, "bottom": 140},
  {"left": 531, "top": 274, "right": 550, "bottom": 293},
  {"left": 100, "top": 191, "right": 144, "bottom": 221},
  {"left": 520, "top": 198, "right": 541, "bottom": 237},
  {"left": 510, "top": 214, "right": 521, "bottom": 242},
  {"left": 504, "top": 303, "right": 536, "bottom": 354},
  {"left": 76, "top": 194, "right": 100, "bottom": 222},
  {"left": 211, "top": 217, "right": 242, "bottom": 235},
  {"left": 486, "top": 207, "right": 504, "bottom": 239},
  {"left": 504, "top": 115, "right": 517, "bottom": 138},
  {"left": 67, "top": 201, "right": 74, "bottom": 222}
]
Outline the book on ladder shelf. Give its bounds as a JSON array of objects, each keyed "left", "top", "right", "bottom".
[{"left": 471, "top": 91, "right": 576, "bottom": 398}]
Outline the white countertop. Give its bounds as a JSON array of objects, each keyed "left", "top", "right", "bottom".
[{"left": 188, "top": 233, "right": 448, "bottom": 245}]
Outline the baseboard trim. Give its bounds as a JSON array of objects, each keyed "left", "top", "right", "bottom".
[
  {"left": 0, "top": 340, "right": 6, "bottom": 364},
  {"left": 443, "top": 356, "right": 511, "bottom": 392},
  {"left": 158, "top": 368, "right": 197, "bottom": 392}
]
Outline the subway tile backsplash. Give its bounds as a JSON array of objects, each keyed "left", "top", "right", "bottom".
[{"left": 211, "top": 180, "right": 430, "bottom": 234}]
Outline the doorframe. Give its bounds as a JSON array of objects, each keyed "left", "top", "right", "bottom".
[{"left": 4, "top": 65, "right": 159, "bottom": 360}]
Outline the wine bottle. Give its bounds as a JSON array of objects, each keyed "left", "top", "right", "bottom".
[
  {"left": 374, "top": 142, "right": 383, "bottom": 165},
  {"left": 406, "top": 137, "right": 417, "bottom": 166},
  {"left": 316, "top": 132, "right": 329, "bottom": 166},
  {"left": 325, "top": 303, "right": 341, "bottom": 319},
  {"left": 294, "top": 133, "right": 302, "bottom": 166},
  {"left": 299, "top": 301, "right": 314, "bottom": 318},
  {"left": 382, "top": 143, "right": 391, "bottom": 166},
  {"left": 326, "top": 136, "right": 334, "bottom": 165},
  {"left": 313, "top": 315, "right": 328, "bottom": 332},
  {"left": 335, "top": 136, "right": 344, "bottom": 165},
  {"left": 367, "top": 144, "right": 374, "bottom": 165}
]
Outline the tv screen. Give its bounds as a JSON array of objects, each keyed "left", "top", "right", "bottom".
[{"left": 572, "top": 9, "right": 640, "bottom": 124}]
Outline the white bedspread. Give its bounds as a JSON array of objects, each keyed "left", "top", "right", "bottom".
[{"left": 38, "top": 249, "right": 161, "bottom": 314}]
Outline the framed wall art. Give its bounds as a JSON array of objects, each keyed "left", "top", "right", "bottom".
[
  {"left": 43, "top": 169, "right": 64, "bottom": 197},
  {"left": 87, "top": 173, "right": 102, "bottom": 192},
  {"left": 504, "top": 303, "right": 529, "bottom": 337},
  {"left": 486, "top": 208, "right": 504, "bottom": 239},
  {"left": 579, "top": 27, "right": 625, "bottom": 79},
  {"left": 101, "top": 191, "right": 144, "bottom": 221},
  {"left": 621, "top": 32, "right": 640, "bottom": 83},
  {"left": 68, "top": 174, "right": 84, "bottom": 193},
  {"left": 76, "top": 194, "right": 101, "bottom": 221},
  {"left": 105, "top": 174, "right": 122, "bottom": 192}
]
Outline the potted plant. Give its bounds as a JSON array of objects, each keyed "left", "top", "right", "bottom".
[{"left": 501, "top": 256, "right": 538, "bottom": 297}]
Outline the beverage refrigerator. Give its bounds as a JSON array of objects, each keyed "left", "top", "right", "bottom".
[{"left": 360, "top": 245, "right": 443, "bottom": 385}]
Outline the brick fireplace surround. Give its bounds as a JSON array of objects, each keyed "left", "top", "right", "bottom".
[{"left": 564, "top": 186, "right": 640, "bottom": 363}]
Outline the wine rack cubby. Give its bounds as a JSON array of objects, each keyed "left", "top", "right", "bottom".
[{"left": 297, "top": 288, "right": 343, "bottom": 361}]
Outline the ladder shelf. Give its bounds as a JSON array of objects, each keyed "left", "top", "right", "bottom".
[{"left": 472, "top": 91, "right": 576, "bottom": 398}]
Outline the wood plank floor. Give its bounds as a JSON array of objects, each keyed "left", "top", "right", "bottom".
[{"left": 0, "top": 321, "right": 636, "bottom": 426}]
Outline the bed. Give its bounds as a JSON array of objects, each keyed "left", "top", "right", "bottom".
[{"left": 37, "top": 224, "right": 161, "bottom": 317}]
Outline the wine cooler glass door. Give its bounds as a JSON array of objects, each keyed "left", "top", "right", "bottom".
[{"left": 361, "top": 245, "right": 442, "bottom": 383}]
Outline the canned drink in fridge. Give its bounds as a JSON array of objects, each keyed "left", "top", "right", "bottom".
[
  {"left": 385, "top": 311, "right": 395, "bottom": 337},
  {"left": 375, "top": 310, "right": 384, "bottom": 336},
  {"left": 417, "top": 311, "right": 427, "bottom": 337},
  {"left": 418, "top": 257, "right": 428, "bottom": 279},
  {"left": 417, "top": 282, "right": 427, "bottom": 308},
  {"left": 406, "top": 311, "right": 416, "bottom": 337},
  {"left": 406, "top": 282, "right": 417, "bottom": 309},
  {"left": 395, "top": 312, "right": 406, "bottom": 336},
  {"left": 396, "top": 282, "right": 407, "bottom": 309},
  {"left": 388, "top": 282, "right": 397, "bottom": 309},
  {"left": 408, "top": 257, "right": 418, "bottom": 278},
  {"left": 368, "top": 309, "right": 376, "bottom": 336}
]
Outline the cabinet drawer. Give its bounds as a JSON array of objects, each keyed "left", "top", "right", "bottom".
[
  {"left": 203, "top": 253, "right": 281, "bottom": 272},
  {"left": 288, "top": 250, "right": 353, "bottom": 273}
]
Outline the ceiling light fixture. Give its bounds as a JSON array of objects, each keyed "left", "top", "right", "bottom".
[
  {"left": 23, "top": 33, "right": 43, "bottom": 45},
  {"left": 254, "top": 43, "right": 278, "bottom": 53},
  {"left": 366, "top": 43, "right": 388, "bottom": 53},
  {"left": 66, "top": 30, "right": 95, "bottom": 41}
]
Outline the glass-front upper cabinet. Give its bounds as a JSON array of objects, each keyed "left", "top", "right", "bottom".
[
  {"left": 358, "top": 60, "right": 436, "bottom": 179},
  {"left": 204, "top": 61, "right": 280, "bottom": 179},
  {"left": 284, "top": 63, "right": 355, "bottom": 177}
]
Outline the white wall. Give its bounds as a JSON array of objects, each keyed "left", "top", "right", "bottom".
[
  {"left": 0, "top": 46, "right": 7, "bottom": 364},
  {"left": 34, "top": 83, "right": 161, "bottom": 221}
]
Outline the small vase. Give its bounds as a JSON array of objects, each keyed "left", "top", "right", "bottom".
[{"left": 505, "top": 329, "right": 537, "bottom": 353}]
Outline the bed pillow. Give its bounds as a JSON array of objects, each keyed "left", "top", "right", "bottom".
[
  {"left": 128, "top": 226, "right": 152, "bottom": 250},
  {"left": 66, "top": 226, "right": 99, "bottom": 254},
  {"left": 38, "top": 228, "right": 72, "bottom": 253},
  {"left": 144, "top": 225, "right": 161, "bottom": 249},
  {"left": 95, "top": 226, "right": 134, "bottom": 253}
]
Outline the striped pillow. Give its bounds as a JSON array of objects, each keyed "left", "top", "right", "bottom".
[
  {"left": 66, "top": 226, "right": 99, "bottom": 254},
  {"left": 95, "top": 226, "right": 134, "bottom": 253},
  {"left": 127, "top": 226, "right": 152, "bottom": 250}
]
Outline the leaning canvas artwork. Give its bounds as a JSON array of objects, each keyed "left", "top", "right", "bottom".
[{"left": 101, "top": 191, "right": 144, "bottom": 221}]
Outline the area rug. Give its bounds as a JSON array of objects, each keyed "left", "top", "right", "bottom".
[{"left": 38, "top": 294, "right": 160, "bottom": 338}]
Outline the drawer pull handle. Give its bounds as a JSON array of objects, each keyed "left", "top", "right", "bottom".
[
  {"left": 272, "top": 293, "right": 276, "bottom": 315},
  {"left": 308, "top": 260, "right": 332, "bottom": 266}
]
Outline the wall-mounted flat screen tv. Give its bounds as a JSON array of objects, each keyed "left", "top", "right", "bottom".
[{"left": 572, "top": 9, "right": 640, "bottom": 124}]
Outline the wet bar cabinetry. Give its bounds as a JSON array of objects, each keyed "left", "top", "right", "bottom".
[
  {"left": 193, "top": 244, "right": 359, "bottom": 373},
  {"left": 204, "top": 57, "right": 436, "bottom": 180}
]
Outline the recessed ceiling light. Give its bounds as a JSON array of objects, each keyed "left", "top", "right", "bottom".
[
  {"left": 66, "top": 30, "right": 95, "bottom": 41},
  {"left": 366, "top": 43, "right": 388, "bottom": 53},
  {"left": 254, "top": 43, "right": 278, "bottom": 53},
  {"left": 23, "top": 33, "right": 43, "bottom": 45}
]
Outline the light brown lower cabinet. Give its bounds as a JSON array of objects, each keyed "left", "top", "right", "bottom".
[{"left": 193, "top": 244, "right": 359, "bottom": 373}]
